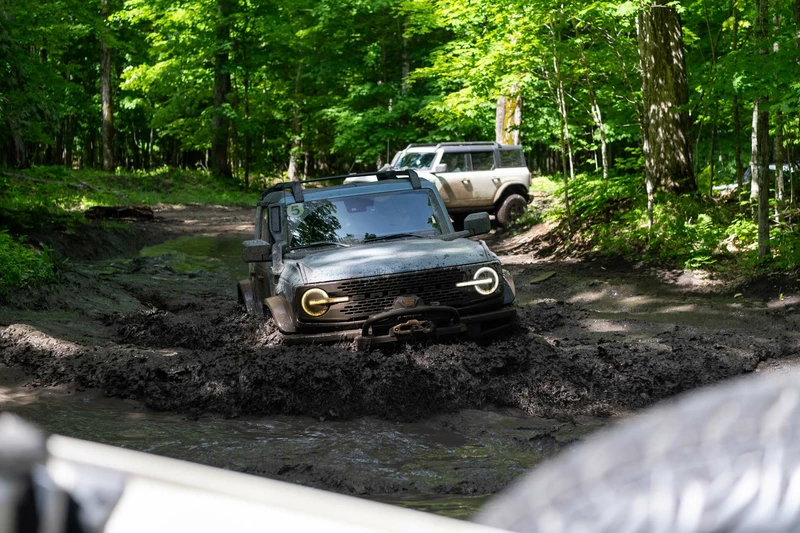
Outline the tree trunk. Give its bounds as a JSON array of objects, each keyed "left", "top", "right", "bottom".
[
  {"left": 734, "top": 95, "right": 744, "bottom": 205},
  {"left": 755, "top": 0, "right": 771, "bottom": 258},
  {"left": 755, "top": 101, "right": 771, "bottom": 258},
  {"left": 495, "top": 84, "right": 522, "bottom": 146},
  {"left": 576, "top": 28, "right": 609, "bottom": 180},
  {"left": 636, "top": 3, "right": 695, "bottom": 194},
  {"left": 731, "top": 0, "right": 746, "bottom": 209},
  {"left": 244, "top": 67, "right": 251, "bottom": 189},
  {"left": 401, "top": 17, "right": 410, "bottom": 94},
  {"left": 211, "top": 0, "right": 233, "bottom": 180},
  {"left": 750, "top": 102, "right": 760, "bottom": 209},
  {"left": 100, "top": 0, "right": 114, "bottom": 171},
  {"left": 287, "top": 65, "right": 302, "bottom": 181},
  {"left": 775, "top": 112, "right": 784, "bottom": 221},
  {"left": 708, "top": 116, "right": 716, "bottom": 197}
]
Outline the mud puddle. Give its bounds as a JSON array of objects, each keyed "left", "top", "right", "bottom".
[
  {"left": 0, "top": 364, "right": 602, "bottom": 518},
  {"left": 139, "top": 235, "right": 249, "bottom": 281}
]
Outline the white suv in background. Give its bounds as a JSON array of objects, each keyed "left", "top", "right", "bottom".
[{"left": 386, "top": 142, "right": 531, "bottom": 227}]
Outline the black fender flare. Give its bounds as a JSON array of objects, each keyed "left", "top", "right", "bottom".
[
  {"left": 494, "top": 183, "right": 530, "bottom": 208},
  {"left": 264, "top": 295, "right": 296, "bottom": 333}
]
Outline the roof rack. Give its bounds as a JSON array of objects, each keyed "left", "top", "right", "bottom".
[
  {"left": 403, "top": 141, "right": 500, "bottom": 150},
  {"left": 259, "top": 169, "right": 421, "bottom": 203}
]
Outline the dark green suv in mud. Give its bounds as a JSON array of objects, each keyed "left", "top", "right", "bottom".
[{"left": 238, "top": 170, "right": 516, "bottom": 349}]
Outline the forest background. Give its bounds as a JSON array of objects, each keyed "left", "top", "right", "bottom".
[{"left": 2, "top": 0, "right": 800, "bottom": 288}]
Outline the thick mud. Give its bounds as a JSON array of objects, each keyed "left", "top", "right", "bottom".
[{"left": 2, "top": 208, "right": 796, "bottom": 422}]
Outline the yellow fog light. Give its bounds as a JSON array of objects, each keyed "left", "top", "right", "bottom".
[
  {"left": 456, "top": 266, "right": 499, "bottom": 295},
  {"left": 301, "top": 288, "right": 349, "bottom": 317}
]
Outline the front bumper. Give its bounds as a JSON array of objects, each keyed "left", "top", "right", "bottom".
[{"left": 280, "top": 305, "right": 516, "bottom": 350}]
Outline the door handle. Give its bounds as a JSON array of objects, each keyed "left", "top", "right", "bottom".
[{"left": 462, "top": 179, "right": 471, "bottom": 185}]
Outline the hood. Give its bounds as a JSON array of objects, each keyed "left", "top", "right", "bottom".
[{"left": 293, "top": 238, "right": 493, "bottom": 284}]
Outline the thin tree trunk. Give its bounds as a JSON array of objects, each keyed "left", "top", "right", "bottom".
[
  {"left": 244, "top": 67, "right": 251, "bottom": 189},
  {"left": 211, "top": 0, "right": 233, "bottom": 179},
  {"left": 287, "top": 65, "right": 302, "bottom": 181},
  {"left": 401, "top": 17, "right": 410, "bottom": 94},
  {"left": 775, "top": 111, "right": 784, "bottom": 222},
  {"left": 750, "top": 102, "right": 760, "bottom": 210},
  {"left": 754, "top": 0, "right": 771, "bottom": 258},
  {"left": 100, "top": 0, "right": 114, "bottom": 171},
  {"left": 65, "top": 115, "right": 74, "bottom": 168},
  {"left": 708, "top": 118, "right": 716, "bottom": 197},
  {"left": 636, "top": 3, "right": 695, "bottom": 194},
  {"left": 576, "top": 30, "right": 608, "bottom": 179},
  {"left": 553, "top": 58, "right": 574, "bottom": 182},
  {"left": 756, "top": 102, "right": 770, "bottom": 258},
  {"left": 732, "top": 0, "right": 745, "bottom": 209}
]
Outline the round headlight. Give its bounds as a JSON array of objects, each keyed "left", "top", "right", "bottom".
[
  {"left": 301, "top": 288, "right": 330, "bottom": 317},
  {"left": 473, "top": 266, "right": 500, "bottom": 295}
]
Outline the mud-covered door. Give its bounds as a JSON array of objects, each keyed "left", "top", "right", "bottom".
[
  {"left": 465, "top": 150, "right": 501, "bottom": 209},
  {"left": 433, "top": 151, "right": 481, "bottom": 209}
]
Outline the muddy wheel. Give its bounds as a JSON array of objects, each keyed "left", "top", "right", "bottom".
[
  {"left": 477, "top": 374, "right": 800, "bottom": 533},
  {"left": 495, "top": 194, "right": 527, "bottom": 227}
]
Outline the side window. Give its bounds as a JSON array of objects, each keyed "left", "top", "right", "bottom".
[
  {"left": 499, "top": 149, "right": 525, "bottom": 168},
  {"left": 441, "top": 152, "right": 469, "bottom": 173},
  {"left": 471, "top": 151, "right": 496, "bottom": 171}
]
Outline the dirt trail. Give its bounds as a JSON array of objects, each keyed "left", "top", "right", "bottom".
[{"left": 2, "top": 206, "right": 799, "bottom": 422}]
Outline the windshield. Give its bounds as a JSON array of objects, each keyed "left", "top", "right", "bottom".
[
  {"left": 393, "top": 152, "right": 435, "bottom": 170},
  {"left": 287, "top": 189, "right": 443, "bottom": 249}
]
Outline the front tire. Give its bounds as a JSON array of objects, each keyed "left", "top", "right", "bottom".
[{"left": 495, "top": 194, "right": 527, "bottom": 227}]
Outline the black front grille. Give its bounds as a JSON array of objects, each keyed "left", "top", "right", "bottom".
[
  {"left": 335, "top": 268, "right": 467, "bottom": 317},
  {"left": 303, "top": 267, "right": 500, "bottom": 321}
]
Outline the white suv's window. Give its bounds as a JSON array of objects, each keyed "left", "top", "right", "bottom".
[
  {"left": 441, "top": 152, "right": 469, "bottom": 172},
  {"left": 395, "top": 152, "right": 435, "bottom": 169},
  {"left": 499, "top": 149, "right": 525, "bottom": 168},
  {"left": 471, "top": 151, "right": 495, "bottom": 171}
]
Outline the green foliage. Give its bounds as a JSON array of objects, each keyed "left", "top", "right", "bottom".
[
  {"left": 0, "top": 167, "right": 258, "bottom": 214},
  {"left": 530, "top": 176, "right": 560, "bottom": 194},
  {"left": 543, "top": 173, "right": 745, "bottom": 270},
  {"left": 0, "top": 232, "right": 57, "bottom": 292}
]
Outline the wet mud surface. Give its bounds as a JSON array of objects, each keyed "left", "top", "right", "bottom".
[{"left": 3, "top": 206, "right": 800, "bottom": 508}]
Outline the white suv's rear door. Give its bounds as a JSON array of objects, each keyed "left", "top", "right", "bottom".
[
  {"left": 433, "top": 149, "right": 499, "bottom": 209},
  {"left": 430, "top": 151, "right": 473, "bottom": 209},
  {"left": 463, "top": 150, "right": 501, "bottom": 208}
]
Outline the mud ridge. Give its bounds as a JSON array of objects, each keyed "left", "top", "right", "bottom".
[{"left": 0, "top": 298, "right": 764, "bottom": 421}]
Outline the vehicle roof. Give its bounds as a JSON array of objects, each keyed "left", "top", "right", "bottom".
[
  {"left": 261, "top": 178, "right": 437, "bottom": 206},
  {"left": 402, "top": 142, "right": 524, "bottom": 153}
]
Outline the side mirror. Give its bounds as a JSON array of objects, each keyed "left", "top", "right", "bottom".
[
  {"left": 463, "top": 212, "right": 491, "bottom": 235},
  {"left": 433, "top": 163, "right": 448, "bottom": 173},
  {"left": 242, "top": 239, "right": 271, "bottom": 263}
]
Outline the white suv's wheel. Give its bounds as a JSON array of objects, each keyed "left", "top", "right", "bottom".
[{"left": 496, "top": 194, "right": 527, "bottom": 227}]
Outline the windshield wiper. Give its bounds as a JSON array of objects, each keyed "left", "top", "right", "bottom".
[
  {"left": 364, "top": 233, "right": 428, "bottom": 242},
  {"left": 293, "top": 241, "right": 350, "bottom": 250}
]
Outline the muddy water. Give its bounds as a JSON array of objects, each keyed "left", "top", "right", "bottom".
[
  {"left": 139, "top": 235, "right": 249, "bottom": 282},
  {"left": 0, "top": 365, "right": 602, "bottom": 519}
]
